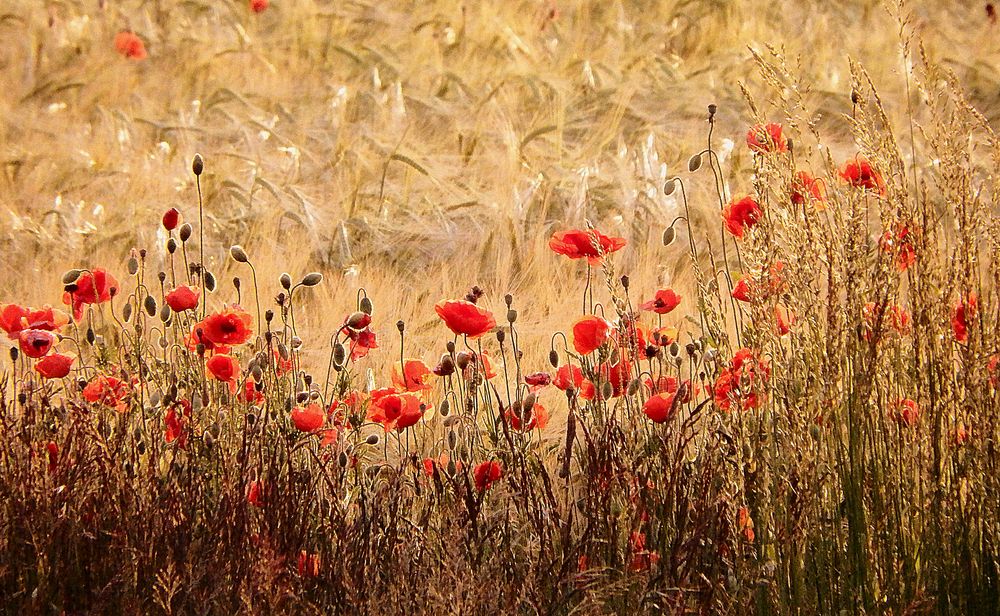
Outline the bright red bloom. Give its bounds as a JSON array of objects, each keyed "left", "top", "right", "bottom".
[
  {"left": 506, "top": 402, "right": 549, "bottom": 431},
  {"left": 83, "top": 375, "right": 129, "bottom": 411},
  {"left": 368, "top": 389, "right": 426, "bottom": 432},
  {"left": 731, "top": 278, "right": 752, "bottom": 302},
  {"left": 951, "top": 292, "right": 977, "bottom": 343},
  {"left": 643, "top": 392, "right": 677, "bottom": 423},
  {"left": 879, "top": 225, "right": 916, "bottom": 271},
  {"left": 572, "top": 315, "right": 611, "bottom": 355},
  {"left": 114, "top": 31, "right": 147, "bottom": 60},
  {"left": 291, "top": 403, "right": 326, "bottom": 433},
  {"left": 342, "top": 324, "right": 378, "bottom": 361},
  {"left": 639, "top": 289, "right": 681, "bottom": 315},
  {"left": 722, "top": 196, "right": 763, "bottom": 239},
  {"left": 162, "top": 208, "right": 180, "bottom": 231},
  {"left": 524, "top": 372, "right": 552, "bottom": 389},
  {"left": 598, "top": 359, "right": 631, "bottom": 398},
  {"left": 297, "top": 551, "right": 320, "bottom": 578},
  {"left": 644, "top": 375, "right": 678, "bottom": 395},
  {"left": 198, "top": 306, "right": 253, "bottom": 346},
  {"left": 423, "top": 452, "right": 460, "bottom": 476},
  {"left": 892, "top": 398, "right": 920, "bottom": 427},
  {"left": 164, "top": 401, "right": 192, "bottom": 449},
  {"left": 746, "top": 123, "right": 788, "bottom": 153},
  {"left": 840, "top": 156, "right": 886, "bottom": 195},
  {"left": 165, "top": 286, "right": 200, "bottom": 312},
  {"left": 206, "top": 354, "right": 240, "bottom": 390},
  {"left": 242, "top": 378, "right": 265, "bottom": 405},
  {"left": 186, "top": 326, "right": 231, "bottom": 356},
  {"left": 713, "top": 348, "right": 769, "bottom": 412},
  {"left": 649, "top": 326, "right": 678, "bottom": 347},
  {"left": 548, "top": 229, "right": 627, "bottom": 264},
  {"left": 473, "top": 460, "right": 503, "bottom": 491},
  {"left": 775, "top": 304, "right": 793, "bottom": 336},
  {"left": 790, "top": 171, "right": 826, "bottom": 208},
  {"left": 46, "top": 442, "right": 59, "bottom": 474},
  {"left": 1, "top": 304, "right": 68, "bottom": 339},
  {"left": 247, "top": 481, "right": 266, "bottom": 507},
  {"left": 34, "top": 353, "right": 73, "bottom": 379},
  {"left": 18, "top": 329, "right": 55, "bottom": 359},
  {"left": 250, "top": 0, "right": 269, "bottom": 13},
  {"left": 553, "top": 364, "right": 596, "bottom": 400},
  {"left": 392, "top": 359, "right": 433, "bottom": 392},
  {"left": 434, "top": 300, "right": 496, "bottom": 338},
  {"left": 63, "top": 269, "right": 119, "bottom": 321}
]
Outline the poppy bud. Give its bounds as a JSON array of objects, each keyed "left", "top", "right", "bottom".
[
  {"left": 627, "top": 379, "right": 640, "bottom": 396},
  {"left": 333, "top": 343, "right": 346, "bottom": 367},
  {"left": 447, "top": 459, "right": 457, "bottom": 475},
  {"left": 179, "top": 223, "right": 193, "bottom": 242},
  {"left": 366, "top": 433, "right": 380, "bottom": 446},
  {"left": 396, "top": 320, "right": 405, "bottom": 333},
  {"left": 301, "top": 272, "right": 323, "bottom": 287},
  {"left": 9, "top": 347, "right": 18, "bottom": 361},
  {"left": 504, "top": 293, "right": 513, "bottom": 307},
  {"left": 127, "top": 256, "right": 139, "bottom": 275},
  {"left": 122, "top": 303, "right": 133, "bottom": 322},
  {"left": 359, "top": 296, "right": 373, "bottom": 315},
  {"left": 687, "top": 153, "right": 703, "bottom": 172},
  {"left": 166, "top": 238, "right": 178, "bottom": 254},
  {"left": 685, "top": 343, "right": 696, "bottom": 357},
  {"left": 620, "top": 275, "right": 629, "bottom": 291},
  {"left": 708, "top": 103, "right": 717, "bottom": 118},
  {"left": 291, "top": 336, "right": 302, "bottom": 349},
  {"left": 192, "top": 153, "right": 204, "bottom": 176},
  {"left": 265, "top": 310, "right": 274, "bottom": 323},
  {"left": 230, "top": 245, "right": 249, "bottom": 263},
  {"left": 439, "top": 399, "right": 450, "bottom": 417},
  {"left": 549, "top": 349, "right": 559, "bottom": 368},
  {"left": 204, "top": 271, "right": 216, "bottom": 292},
  {"left": 662, "top": 226, "right": 676, "bottom": 246},
  {"left": 522, "top": 392, "right": 536, "bottom": 411},
  {"left": 163, "top": 207, "right": 180, "bottom": 231},
  {"left": 443, "top": 415, "right": 460, "bottom": 428},
  {"left": 446, "top": 341, "right": 455, "bottom": 354},
  {"left": 277, "top": 343, "right": 289, "bottom": 361},
  {"left": 496, "top": 329, "right": 505, "bottom": 344},
  {"left": 338, "top": 451, "right": 349, "bottom": 467},
  {"left": 296, "top": 391, "right": 309, "bottom": 404},
  {"left": 851, "top": 90, "right": 860, "bottom": 105},
  {"left": 233, "top": 277, "right": 241, "bottom": 292},
  {"left": 663, "top": 178, "right": 676, "bottom": 196},
  {"left": 279, "top": 273, "right": 292, "bottom": 290},
  {"left": 456, "top": 352, "right": 472, "bottom": 370},
  {"left": 144, "top": 295, "right": 157, "bottom": 317},
  {"left": 435, "top": 354, "right": 455, "bottom": 376},
  {"left": 669, "top": 341, "right": 679, "bottom": 357},
  {"left": 507, "top": 309, "right": 517, "bottom": 324},
  {"left": 602, "top": 381, "right": 613, "bottom": 399},
  {"left": 447, "top": 429, "right": 457, "bottom": 449},
  {"left": 346, "top": 312, "right": 370, "bottom": 329},
  {"left": 61, "top": 269, "right": 82, "bottom": 284}
]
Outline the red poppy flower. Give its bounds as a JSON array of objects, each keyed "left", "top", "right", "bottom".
[
  {"left": 164, "top": 401, "right": 191, "bottom": 449},
  {"left": 738, "top": 507, "right": 756, "bottom": 543},
  {"left": 1, "top": 304, "right": 69, "bottom": 339},
  {"left": 746, "top": 123, "right": 788, "bottom": 153},
  {"left": 165, "top": 286, "right": 200, "bottom": 312},
  {"left": 731, "top": 278, "right": 752, "bottom": 302},
  {"left": 34, "top": 353, "right": 73, "bottom": 379},
  {"left": 46, "top": 442, "right": 59, "bottom": 474},
  {"left": 114, "top": 31, "right": 147, "bottom": 60},
  {"left": 392, "top": 359, "right": 433, "bottom": 392},
  {"left": 506, "top": 402, "right": 549, "bottom": 431},
  {"left": 83, "top": 375, "right": 129, "bottom": 411},
  {"left": 198, "top": 306, "right": 253, "bottom": 346},
  {"left": 862, "top": 302, "right": 911, "bottom": 342},
  {"left": 951, "top": 292, "right": 977, "bottom": 344},
  {"left": 840, "top": 156, "right": 886, "bottom": 195},
  {"left": 628, "top": 531, "right": 660, "bottom": 572},
  {"left": 242, "top": 378, "right": 265, "bottom": 405},
  {"left": 185, "top": 326, "right": 231, "bottom": 356},
  {"left": 247, "top": 481, "right": 266, "bottom": 507},
  {"left": 434, "top": 300, "right": 496, "bottom": 338},
  {"left": 524, "top": 371, "right": 551, "bottom": 389},
  {"left": 548, "top": 229, "right": 627, "bottom": 264},
  {"left": 18, "top": 329, "right": 55, "bottom": 359},
  {"left": 473, "top": 460, "right": 503, "bottom": 491},
  {"left": 553, "top": 364, "right": 596, "bottom": 400},
  {"left": 368, "top": 389, "right": 426, "bottom": 432},
  {"left": 722, "top": 196, "right": 763, "bottom": 239},
  {"left": 639, "top": 289, "right": 681, "bottom": 315},
  {"left": 879, "top": 225, "right": 916, "bottom": 271},
  {"left": 572, "top": 315, "right": 611, "bottom": 355},
  {"left": 297, "top": 551, "right": 320, "bottom": 578},
  {"left": 466, "top": 352, "right": 498, "bottom": 380},
  {"left": 791, "top": 171, "right": 826, "bottom": 208},
  {"left": 650, "top": 326, "right": 678, "bottom": 347},
  {"left": 343, "top": 325, "right": 378, "bottom": 361},
  {"left": 291, "top": 403, "right": 326, "bottom": 433},
  {"left": 250, "top": 0, "right": 269, "bottom": 13},
  {"left": 598, "top": 359, "right": 631, "bottom": 398},
  {"left": 892, "top": 398, "right": 920, "bottom": 427},
  {"left": 63, "top": 269, "right": 119, "bottom": 321},
  {"left": 206, "top": 354, "right": 240, "bottom": 390},
  {"left": 775, "top": 304, "right": 793, "bottom": 336},
  {"left": 713, "top": 348, "right": 768, "bottom": 412},
  {"left": 162, "top": 208, "right": 180, "bottom": 231},
  {"left": 423, "top": 452, "right": 459, "bottom": 476},
  {"left": 642, "top": 392, "right": 678, "bottom": 423},
  {"left": 955, "top": 424, "right": 970, "bottom": 446},
  {"left": 644, "top": 375, "right": 678, "bottom": 395}
]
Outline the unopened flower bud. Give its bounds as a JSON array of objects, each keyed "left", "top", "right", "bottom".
[{"left": 192, "top": 153, "right": 204, "bottom": 176}]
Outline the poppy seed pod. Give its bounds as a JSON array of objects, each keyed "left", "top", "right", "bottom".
[
  {"left": 144, "top": 295, "right": 157, "bottom": 317},
  {"left": 620, "top": 275, "right": 629, "bottom": 291},
  {"left": 549, "top": 349, "right": 559, "bottom": 368},
  {"left": 61, "top": 269, "right": 82, "bottom": 284},
  {"left": 359, "top": 296, "right": 373, "bottom": 315},
  {"left": 507, "top": 309, "right": 517, "bottom": 324},
  {"left": 204, "top": 271, "right": 217, "bottom": 292},
  {"left": 366, "top": 433, "right": 380, "bottom": 446},
  {"left": 663, "top": 178, "right": 677, "bottom": 196},
  {"left": 192, "top": 153, "right": 204, "bottom": 176},
  {"left": 127, "top": 257, "right": 138, "bottom": 276},
  {"left": 446, "top": 341, "right": 456, "bottom": 354},
  {"left": 688, "top": 153, "right": 703, "bottom": 172},
  {"left": 301, "top": 272, "right": 323, "bottom": 287},
  {"left": 662, "top": 226, "right": 676, "bottom": 246},
  {"left": 265, "top": 309, "right": 274, "bottom": 323},
  {"left": 279, "top": 273, "right": 292, "bottom": 290},
  {"left": 179, "top": 223, "right": 193, "bottom": 242},
  {"left": 230, "top": 245, "right": 249, "bottom": 263}
]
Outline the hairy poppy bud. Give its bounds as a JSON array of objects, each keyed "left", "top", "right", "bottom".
[
  {"left": 338, "top": 451, "right": 349, "bottom": 468},
  {"left": 166, "top": 237, "right": 178, "bottom": 254},
  {"left": 333, "top": 343, "right": 346, "bottom": 367},
  {"left": 496, "top": 329, "right": 505, "bottom": 344},
  {"left": 708, "top": 103, "right": 717, "bottom": 118},
  {"left": 301, "top": 272, "right": 323, "bottom": 287},
  {"left": 144, "top": 295, "right": 157, "bottom": 317},
  {"left": 435, "top": 354, "right": 455, "bottom": 377},
  {"left": 192, "top": 153, "right": 204, "bottom": 176},
  {"left": 446, "top": 341, "right": 455, "bottom": 354},
  {"left": 122, "top": 302, "right": 133, "bottom": 322},
  {"left": 204, "top": 271, "right": 216, "bottom": 292},
  {"left": 359, "top": 296, "right": 373, "bottom": 315},
  {"left": 265, "top": 309, "right": 274, "bottom": 323},
  {"left": 157, "top": 271, "right": 167, "bottom": 284},
  {"left": 663, "top": 178, "right": 676, "bottom": 196},
  {"left": 279, "top": 273, "right": 292, "bottom": 290},
  {"left": 522, "top": 392, "right": 536, "bottom": 411},
  {"left": 507, "top": 309, "right": 517, "bottom": 324},
  {"left": 346, "top": 312, "right": 370, "bottom": 330},
  {"left": 456, "top": 351, "right": 472, "bottom": 370},
  {"left": 602, "top": 381, "right": 613, "bottom": 399},
  {"left": 127, "top": 256, "right": 139, "bottom": 276},
  {"left": 662, "top": 226, "right": 676, "bottom": 246},
  {"left": 163, "top": 207, "right": 180, "bottom": 231},
  {"left": 549, "top": 349, "right": 559, "bottom": 368},
  {"left": 504, "top": 293, "right": 513, "bottom": 307},
  {"left": 669, "top": 341, "right": 679, "bottom": 357},
  {"left": 620, "top": 275, "right": 629, "bottom": 291},
  {"left": 179, "top": 223, "right": 193, "bottom": 242},
  {"left": 9, "top": 347, "right": 18, "bottom": 362},
  {"left": 61, "top": 269, "right": 82, "bottom": 284},
  {"left": 688, "top": 153, "right": 703, "bottom": 172},
  {"left": 396, "top": 320, "right": 405, "bottom": 333},
  {"left": 296, "top": 391, "right": 309, "bottom": 404},
  {"left": 366, "top": 433, "right": 380, "bottom": 446},
  {"left": 278, "top": 343, "right": 289, "bottom": 361},
  {"left": 627, "top": 379, "right": 640, "bottom": 396},
  {"left": 230, "top": 245, "right": 249, "bottom": 263},
  {"left": 447, "top": 429, "right": 457, "bottom": 450},
  {"left": 439, "top": 399, "right": 450, "bottom": 417}
]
